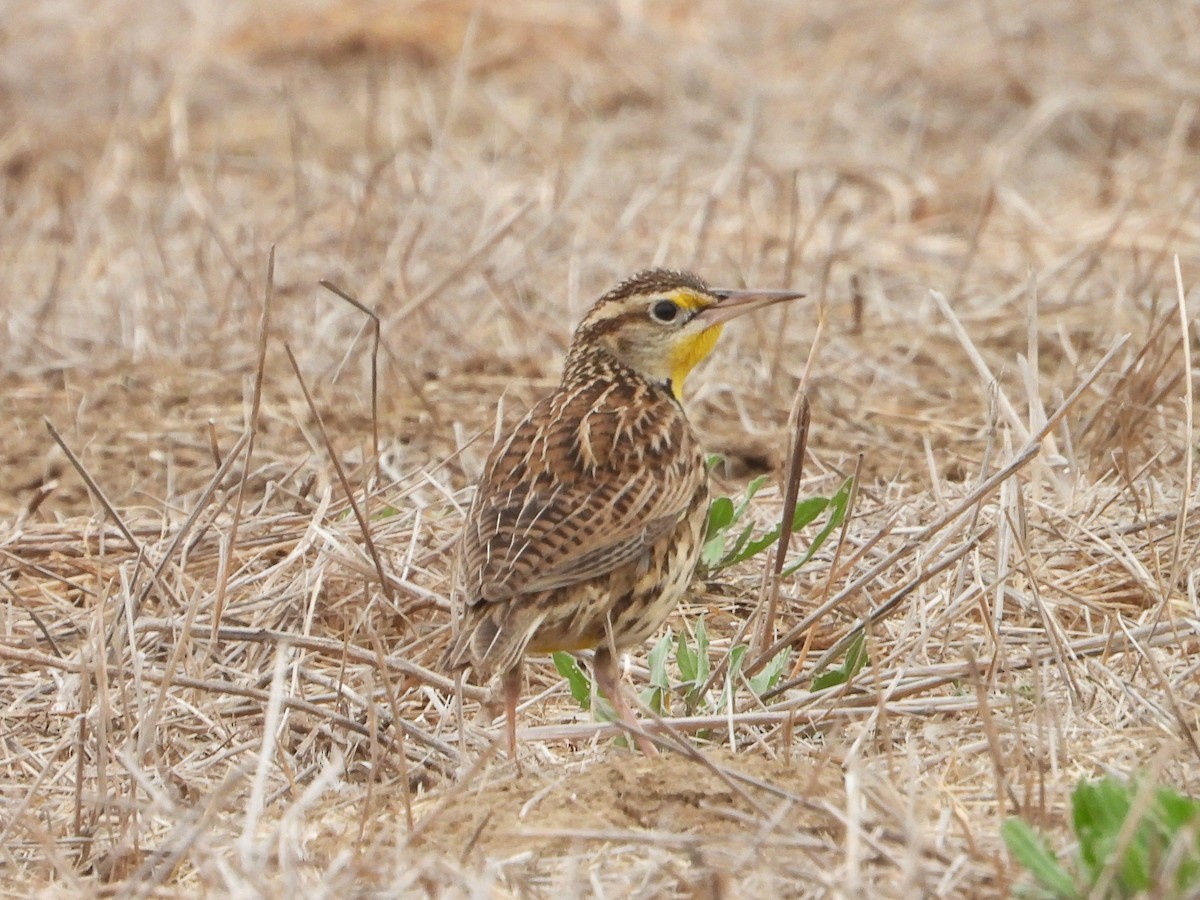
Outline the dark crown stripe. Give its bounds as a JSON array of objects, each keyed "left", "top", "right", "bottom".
[{"left": 599, "top": 268, "right": 710, "bottom": 305}]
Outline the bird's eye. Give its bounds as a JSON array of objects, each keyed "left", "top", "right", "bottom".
[{"left": 650, "top": 299, "right": 679, "bottom": 323}]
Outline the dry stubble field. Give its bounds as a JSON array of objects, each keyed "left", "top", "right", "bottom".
[{"left": 2, "top": 0, "right": 1199, "bottom": 896}]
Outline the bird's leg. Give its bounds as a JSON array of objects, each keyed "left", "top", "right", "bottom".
[
  {"left": 501, "top": 664, "right": 523, "bottom": 770},
  {"left": 593, "top": 647, "right": 658, "bottom": 756}
]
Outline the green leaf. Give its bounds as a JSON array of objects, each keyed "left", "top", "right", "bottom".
[
  {"left": 1071, "top": 776, "right": 1165, "bottom": 894},
  {"left": 811, "top": 633, "right": 868, "bottom": 692},
  {"left": 700, "top": 534, "right": 726, "bottom": 568},
  {"left": 721, "top": 528, "right": 784, "bottom": 567},
  {"left": 676, "top": 630, "right": 697, "bottom": 683},
  {"left": 1002, "top": 818, "right": 1078, "bottom": 899},
  {"left": 553, "top": 652, "right": 591, "bottom": 710},
  {"left": 685, "top": 618, "right": 711, "bottom": 712},
  {"left": 721, "top": 522, "right": 757, "bottom": 564},
  {"left": 718, "top": 644, "right": 748, "bottom": 713},
  {"left": 733, "top": 474, "right": 770, "bottom": 520},
  {"left": 701, "top": 476, "right": 852, "bottom": 574},
  {"left": 702, "top": 491, "right": 755, "bottom": 571},
  {"left": 749, "top": 648, "right": 792, "bottom": 696},
  {"left": 1154, "top": 784, "right": 1200, "bottom": 892},
  {"left": 809, "top": 477, "right": 852, "bottom": 551},
  {"left": 1155, "top": 785, "right": 1200, "bottom": 832},
  {"left": 625, "top": 634, "right": 672, "bottom": 719},
  {"left": 719, "top": 498, "right": 817, "bottom": 566},
  {"left": 843, "top": 632, "right": 868, "bottom": 678},
  {"left": 694, "top": 618, "right": 710, "bottom": 690},
  {"left": 1006, "top": 776, "right": 1200, "bottom": 899},
  {"left": 704, "top": 496, "right": 735, "bottom": 541},
  {"left": 810, "top": 667, "right": 847, "bottom": 692},
  {"left": 719, "top": 495, "right": 835, "bottom": 570},
  {"left": 781, "top": 477, "right": 853, "bottom": 576},
  {"left": 640, "top": 685, "right": 665, "bottom": 715},
  {"left": 791, "top": 494, "right": 833, "bottom": 530},
  {"left": 1073, "top": 778, "right": 1130, "bottom": 883},
  {"left": 647, "top": 631, "right": 672, "bottom": 691}
]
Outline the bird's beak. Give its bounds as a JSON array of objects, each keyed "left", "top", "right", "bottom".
[{"left": 691, "top": 288, "right": 806, "bottom": 327}]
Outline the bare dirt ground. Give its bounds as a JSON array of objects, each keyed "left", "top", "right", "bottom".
[{"left": 1, "top": 0, "right": 1198, "bottom": 895}]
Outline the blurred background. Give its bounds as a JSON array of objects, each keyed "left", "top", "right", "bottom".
[{"left": 3, "top": 0, "right": 1197, "bottom": 516}]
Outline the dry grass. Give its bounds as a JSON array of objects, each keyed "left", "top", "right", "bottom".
[{"left": 2, "top": 0, "right": 1199, "bottom": 895}]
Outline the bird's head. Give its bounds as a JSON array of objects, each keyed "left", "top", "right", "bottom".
[{"left": 568, "top": 269, "right": 804, "bottom": 399}]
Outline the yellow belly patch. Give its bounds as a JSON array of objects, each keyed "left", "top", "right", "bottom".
[{"left": 528, "top": 636, "right": 599, "bottom": 653}]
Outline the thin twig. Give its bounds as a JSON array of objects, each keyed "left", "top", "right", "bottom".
[
  {"left": 284, "top": 343, "right": 395, "bottom": 601},
  {"left": 320, "top": 279, "right": 382, "bottom": 483},
  {"left": 211, "top": 246, "right": 275, "bottom": 643},
  {"left": 755, "top": 393, "right": 809, "bottom": 653}
]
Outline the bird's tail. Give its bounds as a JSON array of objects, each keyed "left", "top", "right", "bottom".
[
  {"left": 439, "top": 607, "right": 539, "bottom": 680},
  {"left": 438, "top": 625, "right": 478, "bottom": 674}
]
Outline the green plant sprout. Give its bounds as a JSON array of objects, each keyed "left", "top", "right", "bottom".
[
  {"left": 698, "top": 475, "right": 853, "bottom": 577},
  {"left": 554, "top": 621, "right": 792, "bottom": 728},
  {"left": 810, "top": 632, "right": 868, "bottom": 692},
  {"left": 1003, "top": 775, "right": 1200, "bottom": 899},
  {"left": 553, "top": 474, "right": 852, "bottom": 731}
]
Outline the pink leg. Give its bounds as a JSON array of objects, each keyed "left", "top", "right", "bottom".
[
  {"left": 593, "top": 648, "right": 658, "bottom": 756},
  {"left": 501, "top": 665, "right": 523, "bottom": 770}
]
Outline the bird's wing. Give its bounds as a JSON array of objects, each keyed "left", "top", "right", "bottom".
[{"left": 457, "top": 389, "right": 703, "bottom": 605}]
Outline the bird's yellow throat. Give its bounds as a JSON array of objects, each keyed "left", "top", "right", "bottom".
[{"left": 668, "top": 324, "right": 724, "bottom": 399}]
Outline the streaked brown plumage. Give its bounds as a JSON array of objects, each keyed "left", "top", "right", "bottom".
[{"left": 442, "top": 269, "right": 803, "bottom": 760}]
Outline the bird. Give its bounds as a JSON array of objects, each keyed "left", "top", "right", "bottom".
[{"left": 441, "top": 268, "right": 804, "bottom": 761}]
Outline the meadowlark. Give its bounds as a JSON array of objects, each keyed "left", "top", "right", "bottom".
[{"left": 442, "top": 269, "right": 803, "bottom": 760}]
